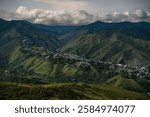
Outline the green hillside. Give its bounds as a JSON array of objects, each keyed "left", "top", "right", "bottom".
[
  {"left": 0, "top": 82, "right": 149, "bottom": 100},
  {"left": 61, "top": 30, "right": 150, "bottom": 65},
  {"left": 105, "top": 76, "right": 145, "bottom": 92},
  {"left": 0, "top": 20, "right": 61, "bottom": 55}
]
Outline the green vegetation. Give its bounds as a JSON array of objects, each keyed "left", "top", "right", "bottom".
[
  {"left": 0, "top": 19, "right": 150, "bottom": 100},
  {"left": 105, "top": 76, "right": 145, "bottom": 92},
  {"left": 61, "top": 31, "right": 150, "bottom": 65},
  {"left": 0, "top": 82, "right": 149, "bottom": 100}
]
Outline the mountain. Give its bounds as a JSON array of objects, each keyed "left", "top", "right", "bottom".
[
  {"left": 0, "top": 18, "right": 150, "bottom": 74},
  {"left": 0, "top": 19, "right": 66, "bottom": 75},
  {"left": 0, "top": 18, "right": 150, "bottom": 99},
  {"left": 34, "top": 24, "right": 77, "bottom": 38},
  {"left": 0, "top": 18, "right": 8, "bottom": 27},
  {"left": 0, "top": 18, "right": 150, "bottom": 77},
  {"left": 61, "top": 21, "right": 150, "bottom": 65},
  {"left": 59, "top": 21, "right": 150, "bottom": 43},
  {"left": 0, "top": 19, "right": 61, "bottom": 55}
]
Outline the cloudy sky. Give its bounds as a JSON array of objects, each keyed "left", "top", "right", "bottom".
[{"left": 0, "top": 0, "right": 150, "bottom": 25}]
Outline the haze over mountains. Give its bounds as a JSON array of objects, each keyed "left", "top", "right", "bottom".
[{"left": 0, "top": 18, "right": 150, "bottom": 99}]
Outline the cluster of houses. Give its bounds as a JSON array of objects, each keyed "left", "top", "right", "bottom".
[
  {"left": 21, "top": 39, "right": 150, "bottom": 79},
  {"left": 108, "top": 63, "right": 149, "bottom": 78}
]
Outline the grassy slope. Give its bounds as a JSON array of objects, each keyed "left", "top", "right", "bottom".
[
  {"left": 0, "top": 82, "right": 149, "bottom": 100},
  {"left": 10, "top": 49, "right": 78, "bottom": 77},
  {"left": 105, "top": 76, "right": 145, "bottom": 92},
  {"left": 8, "top": 45, "right": 104, "bottom": 83}
]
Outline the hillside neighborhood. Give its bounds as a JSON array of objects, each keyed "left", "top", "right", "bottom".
[{"left": 21, "top": 38, "right": 150, "bottom": 79}]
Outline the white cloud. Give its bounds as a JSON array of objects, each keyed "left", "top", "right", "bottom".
[
  {"left": 15, "top": 6, "right": 94, "bottom": 25},
  {"left": 16, "top": 6, "right": 47, "bottom": 21},
  {"left": 95, "top": 12, "right": 130, "bottom": 22},
  {"left": 132, "top": 9, "right": 149, "bottom": 20},
  {"left": 0, "top": 6, "right": 150, "bottom": 25}
]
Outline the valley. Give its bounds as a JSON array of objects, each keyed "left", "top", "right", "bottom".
[{"left": 0, "top": 18, "right": 150, "bottom": 99}]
